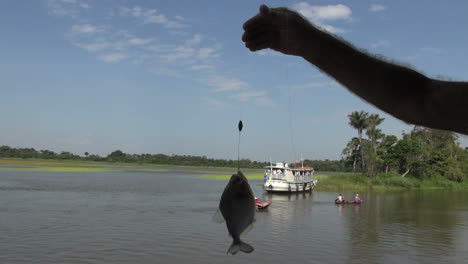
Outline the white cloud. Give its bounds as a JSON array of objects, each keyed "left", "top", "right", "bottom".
[
  {"left": 317, "top": 24, "right": 343, "bottom": 34},
  {"left": 51, "top": 3, "right": 222, "bottom": 83},
  {"left": 161, "top": 46, "right": 195, "bottom": 61},
  {"left": 121, "top": 6, "right": 186, "bottom": 29},
  {"left": 128, "top": 38, "right": 153, "bottom": 45},
  {"left": 71, "top": 24, "right": 102, "bottom": 33},
  {"left": 76, "top": 41, "right": 109, "bottom": 52},
  {"left": 99, "top": 53, "right": 127, "bottom": 63},
  {"left": 150, "top": 67, "right": 182, "bottom": 77},
  {"left": 230, "top": 90, "right": 275, "bottom": 107},
  {"left": 48, "top": 0, "right": 90, "bottom": 17},
  {"left": 159, "top": 37, "right": 220, "bottom": 63},
  {"left": 197, "top": 47, "right": 219, "bottom": 59},
  {"left": 293, "top": 2, "right": 351, "bottom": 21},
  {"left": 191, "top": 64, "right": 214, "bottom": 71},
  {"left": 204, "top": 76, "right": 249, "bottom": 92},
  {"left": 370, "top": 4, "right": 386, "bottom": 12},
  {"left": 255, "top": 97, "right": 276, "bottom": 107},
  {"left": 289, "top": 81, "right": 334, "bottom": 90},
  {"left": 201, "top": 97, "right": 227, "bottom": 109},
  {"left": 292, "top": 2, "right": 351, "bottom": 33},
  {"left": 185, "top": 34, "right": 203, "bottom": 46},
  {"left": 147, "top": 44, "right": 174, "bottom": 53},
  {"left": 230, "top": 90, "right": 266, "bottom": 102}
]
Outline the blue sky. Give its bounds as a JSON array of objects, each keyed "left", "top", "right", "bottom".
[{"left": 1, "top": 0, "right": 467, "bottom": 162}]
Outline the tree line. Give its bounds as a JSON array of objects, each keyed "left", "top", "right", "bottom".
[
  {"left": 4, "top": 112, "right": 465, "bottom": 179},
  {"left": 0, "top": 146, "right": 345, "bottom": 171},
  {"left": 343, "top": 111, "right": 468, "bottom": 182}
]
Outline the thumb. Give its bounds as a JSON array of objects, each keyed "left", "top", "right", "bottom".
[{"left": 259, "top": 4, "right": 269, "bottom": 15}]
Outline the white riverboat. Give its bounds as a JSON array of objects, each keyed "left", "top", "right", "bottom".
[{"left": 263, "top": 162, "right": 317, "bottom": 192}]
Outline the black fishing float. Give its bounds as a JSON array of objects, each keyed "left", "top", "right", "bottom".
[{"left": 237, "top": 120, "right": 243, "bottom": 172}]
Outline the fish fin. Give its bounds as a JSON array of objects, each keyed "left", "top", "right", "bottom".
[
  {"left": 227, "top": 242, "right": 240, "bottom": 255},
  {"left": 212, "top": 209, "right": 225, "bottom": 224},
  {"left": 239, "top": 240, "right": 254, "bottom": 253},
  {"left": 227, "top": 239, "right": 254, "bottom": 255},
  {"left": 241, "top": 222, "right": 254, "bottom": 237}
]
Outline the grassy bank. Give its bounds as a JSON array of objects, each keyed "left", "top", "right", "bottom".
[
  {"left": 0, "top": 158, "right": 259, "bottom": 174},
  {"left": 315, "top": 172, "right": 468, "bottom": 191},
  {"left": 0, "top": 158, "right": 166, "bottom": 168},
  {"left": 199, "top": 172, "right": 264, "bottom": 180}
]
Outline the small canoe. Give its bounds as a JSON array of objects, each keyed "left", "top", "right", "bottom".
[
  {"left": 256, "top": 200, "right": 272, "bottom": 210},
  {"left": 335, "top": 201, "right": 362, "bottom": 204},
  {"left": 255, "top": 197, "right": 272, "bottom": 210}
]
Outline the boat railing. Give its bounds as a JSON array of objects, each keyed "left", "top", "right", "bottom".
[{"left": 271, "top": 175, "right": 285, "bottom": 180}]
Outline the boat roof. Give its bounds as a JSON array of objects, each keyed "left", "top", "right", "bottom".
[
  {"left": 291, "top": 167, "right": 314, "bottom": 171},
  {"left": 264, "top": 166, "right": 314, "bottom": 170}
]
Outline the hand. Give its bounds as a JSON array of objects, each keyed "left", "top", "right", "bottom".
[{"left": 242, "top": 4, "right": 311, "bottom": 56}]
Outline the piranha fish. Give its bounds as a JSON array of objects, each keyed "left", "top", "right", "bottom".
[{"left": 219, "top": 171, "right": 255, "bottom": 255}]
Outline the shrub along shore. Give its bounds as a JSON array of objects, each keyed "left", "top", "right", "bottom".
[{"left": 314, "top": 172, "right": 468, "bottom": 191}]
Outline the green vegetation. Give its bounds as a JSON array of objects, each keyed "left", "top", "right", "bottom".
[
  {"left": 0, "top": 146, "right": 346, "bottom": 171},
  {"left": 315, "top": 172, "right": 468, "bottom": 192},
  {"left": 1, "top": 166, "right": 116, "bottom": 172},
  {"left": 0, "top": 158, "right": 171, "bottom": 173},
  {"left": 127, "top": 168, "right": 169, "bottom": 173},
  {"left": 341, "top": 111, "right": 468, "bottom": 185},
  {"left": 199, "top": 173, "right": 265, "bottom": 180}
]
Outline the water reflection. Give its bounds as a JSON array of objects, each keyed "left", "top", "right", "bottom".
[
  {"left": 1, "top": 170, "right": 467, "bottom": 264},
  {"left": 343, "top": 191, "right": 468, "bottom": 264}
]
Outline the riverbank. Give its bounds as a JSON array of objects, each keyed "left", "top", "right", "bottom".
[
  {"left": 3, "top": 158, "right": 465, "bottom": 190},
  {"left": 314, "top": 172, "right": 468, "bottom": 191},
  {"left": 0, "top": 158, "right": 262, "bottom": 175}
]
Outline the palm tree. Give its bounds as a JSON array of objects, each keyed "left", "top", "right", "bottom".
[
  {"left": 365, "top": 114, "right": 385, "bottom": 178},
  {"left": 366, "top": 114, "right": 385, "bottom": 153},
  {"left": 348, "top": 111, "right": 369, "bottom": 145},
  {"left": 348, "top": 111, "right": 369, "bottom": 172}
]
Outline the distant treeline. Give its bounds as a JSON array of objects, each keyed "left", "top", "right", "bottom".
[
  {"left": 343, "top": 111, "right": 468, "bottom": 182},
  {"left": 0, "top": 146, "right": 347, "bottom": 171}
]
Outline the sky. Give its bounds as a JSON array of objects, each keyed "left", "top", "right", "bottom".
[{"left": 1, "top": 0, "right": 467, "bottom": 162}]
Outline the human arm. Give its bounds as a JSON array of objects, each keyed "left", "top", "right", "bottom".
[{"left": 242, "top": 5, "right": 468, "bottom": 135}]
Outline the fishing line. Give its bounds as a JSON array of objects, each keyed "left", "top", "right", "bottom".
[
  {"left": 285, "top": 12, "right": 298, "bottom": 163},
  {"left": 284, "top": 17, "right": 300, "bottom": 240}
]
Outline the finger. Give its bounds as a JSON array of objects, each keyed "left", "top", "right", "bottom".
[
  {"left": 246, "top": 40, "right": 270, "bottom": 52},
  {"left": 243, "top": 5, "right": 270, "bottom": 30},
  {"left": 242, "top": 27, "right": 269, "bottom": 42},
  {"left": 243, "top": 14, "right": 264, "bottom": 31},
  {"left": 244, "top": 31, "right": 272, "bottom": 46},
  {"left": 259, "top": 4, "right": 269, "bottom": 15},
  {"left": 244, "top": 34, "right": 273, "bottom": 51}
]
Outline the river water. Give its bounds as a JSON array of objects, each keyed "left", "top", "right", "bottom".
[{"left": 1, "top": 169, "right": 467, "bottom": 264}]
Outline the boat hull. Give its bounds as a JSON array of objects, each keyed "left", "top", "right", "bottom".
[
  {"left": 264, "top": 180, "right": 316, "bottom": 193},
  {"left": 335, "top": 201, "right": 362, "bottom": 204},
  {"left": 256, "top": 201, "right": 272, "bottom": 210}
]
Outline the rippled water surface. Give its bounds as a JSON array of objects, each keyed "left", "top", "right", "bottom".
[{"left": 1, "top": 169, "right": 467, "bottom": 263}]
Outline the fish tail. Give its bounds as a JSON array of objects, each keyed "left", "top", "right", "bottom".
[{"left": 227, "top": 239, "right": 254, "bottom": 255}]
